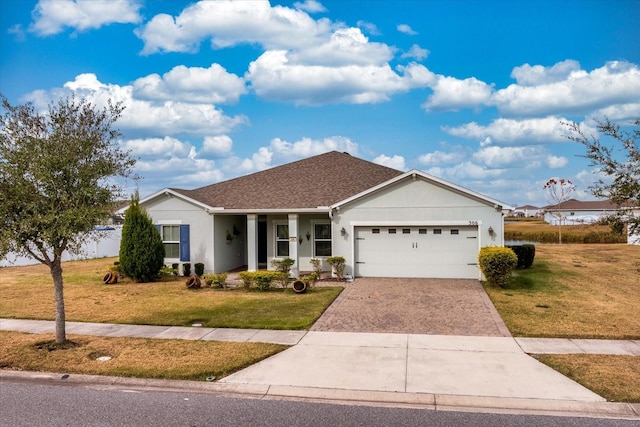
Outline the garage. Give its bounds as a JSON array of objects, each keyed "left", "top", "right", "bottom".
[{"left": 354, "top": 225, "right": 479, "bottom": 279}]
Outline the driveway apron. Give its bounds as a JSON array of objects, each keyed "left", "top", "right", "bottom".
[{"left": 311, "top": 278, "right": 511, "bottom": 337}]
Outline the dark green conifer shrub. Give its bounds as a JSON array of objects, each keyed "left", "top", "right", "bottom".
[{"left": 119, "top": 193, "right": 165, "bottom": 282}]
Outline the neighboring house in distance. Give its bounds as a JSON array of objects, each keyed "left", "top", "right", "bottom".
[
  {"left": 513, "top": 205, "right": 542, "bottom": 218},
  {"left": 542, "top": 199, "right": 626, "bottom": 226},
  {"left": 542, "top": 198, "right": 640, "bottom": 244},
  {"left": 133, "top": 151, "right": 514, "bottom": 280}
]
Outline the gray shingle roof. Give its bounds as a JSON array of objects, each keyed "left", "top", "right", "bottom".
[{"left": 171, "top": 151, "right": 403, "bottom": 210}]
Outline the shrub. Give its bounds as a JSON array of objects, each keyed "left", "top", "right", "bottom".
[
  {"left": 238, "top": 271, "right": 287, "bottom": 291},
  {"left": 159, "top": 265, "right": 177, "bottom": 277},
  {"left": 309, "top": 258, "right": 322, "bottom": 275},
  {"left": 203, "top": 272, "right": 228, "bottom": 289},
  {"left": 271, "top": 258, "right": 295, "bottom": 275},
  {"left": 299, "top": 272, "right": 319, "bottom": 288},
  {"left": 119, "top": 193, "right": 165, "bottom": 282},
  {"left": 326, "top": 256, "right": 346, "bottom": 280},
  {"left": 478, "top": 247, "right": 517, "bottom": 287},
  {"left": 182, "top": 263, "right": 191, "bottom": 277},
  {"left": 194, "top": 262, "right": 205, "bottom": 277},
  {"left": 506, "top": 244, "right": 536, "bottom": 269}
]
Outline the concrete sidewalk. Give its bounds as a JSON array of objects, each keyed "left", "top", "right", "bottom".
[{"left": 2, "top": 318, "right": 639, "bottom": 419}]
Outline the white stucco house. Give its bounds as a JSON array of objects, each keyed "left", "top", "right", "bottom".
[{"left": 135, "top": 151, "right": 514, "bottom": 280}]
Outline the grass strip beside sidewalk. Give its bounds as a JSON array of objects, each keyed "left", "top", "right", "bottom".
[{"left": 0, "top": 331, "right": 287, "bottom": 381}]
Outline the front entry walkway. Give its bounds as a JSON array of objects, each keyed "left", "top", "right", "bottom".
[{"left": 311, "top": 278, "right": 511, "bottom": 337}]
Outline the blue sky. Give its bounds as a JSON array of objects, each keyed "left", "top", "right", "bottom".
[{"left": 1, "top": 0, "right": 639, "bottom": 208}]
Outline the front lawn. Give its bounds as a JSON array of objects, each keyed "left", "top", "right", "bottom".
[
  {"left": 484, "top": 244, "right": 640, "bottom": 339},
  {"left": 0, "top": 258, "right": 343, "bottom": 330}
]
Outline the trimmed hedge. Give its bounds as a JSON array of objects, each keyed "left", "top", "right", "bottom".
[
  {"left": 238, "top": 271, "right": 289, "bottom": 291},
  {"left": 506, "top": 244, "right": 536, "bottom": 269},
  {"left": 478, "top": 246, "right": 518, "bottom": 288}
]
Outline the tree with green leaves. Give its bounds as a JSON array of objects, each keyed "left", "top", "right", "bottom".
[
  {"left": 564, "top": 118, "right": 640, "bottom": 234},
  {"left": 119, "top": 192, "right": 165, "bottom": 282},
  {"left": 0, "top": 94, "right": 135, "bottom": 344}
]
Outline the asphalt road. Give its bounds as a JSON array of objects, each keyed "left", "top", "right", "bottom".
[{"left": 1, "top": 380, "right": 637, "bottom": 427}]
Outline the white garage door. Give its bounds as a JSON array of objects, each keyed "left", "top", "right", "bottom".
[{"left": 354, "top": 225, "right": 479, "bottom": 279}]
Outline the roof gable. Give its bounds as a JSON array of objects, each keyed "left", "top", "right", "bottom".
[
  {"left": 332, "top": 170, "right": 514, "bottom": 211},
  {"left": 157, "top": 151, "right": 403, "bottom": 210}
]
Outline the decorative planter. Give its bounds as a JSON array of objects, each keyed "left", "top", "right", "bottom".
[
  {"left": 186, "top": 276, "right": 201, "bottom": 289},
  {"left": 292, "top": 279, "right": 307, "bottom": 294},
  {"left": 102, "top": 272, "right": 117, "bottom": 284}
]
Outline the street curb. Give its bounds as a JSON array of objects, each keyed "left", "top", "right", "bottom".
[{"left": 3, "top": 370, "right": 638, "bottom": 420}]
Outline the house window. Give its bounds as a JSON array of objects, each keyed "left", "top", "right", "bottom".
[
  {"left": 314, "top": 223, "right": 332, "bottom": 257},
  {"left": 418, "top": 229, "right": 427, "bottom": 234},
  {"left": 275, "top": 223, "right": 289, "bottom": 257},
  {"left": 402, "top": 228, "right": 411, "bottom": 234},
  {"left": 372, "top": 228, "right": 380, "bottom": 234},
  {"left": 433, "top": 229, "right": 442, "bottom": 235},
  {"left": 388, "top": 228, "right": 397, "bottom": 234},
  {"left": 162, "top": 225, "right": 180, "bottom": 258},
  {"left": 451, "top": 229, "right": 459, "bottom": 235}
]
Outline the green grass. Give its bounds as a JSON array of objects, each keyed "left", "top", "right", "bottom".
[
  {"left": 127, "top": 287, "right": 343, "bottom": 330},
  {"left": 0, "top": 331, "right": 287, "bottom": 381},
  {"left": 484, "top": 244, "right": 640, "bottom": 339},
  {"left": 0, "top": 258, "right": 343, "bottom": 330}
]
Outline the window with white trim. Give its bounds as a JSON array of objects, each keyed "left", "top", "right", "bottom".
[
  {"left": 162, "top": 225, "right": 180, "bottom": 258},
  {"left": 313, "top": 222, "right": 332, "bottom": 257},
  {"left": 275, "top": 223, "right": 289, "bottom": 257}
]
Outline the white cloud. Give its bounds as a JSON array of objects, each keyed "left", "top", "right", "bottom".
[
  {"left": 294, "top": 0, "right": 327, "bottom": 13},
  {"left": 202, "top": 135, "right": 233, "bottom": 157},
  {"left": 397, "top": 24, "right": 417, "bottom": 35},
  {"left": 132, "top": 64, "right": 246, "bottom": 104},
  {"left": 357, "top": 21, "right": 380, "bottom": 36},
  {"left": 373, "top": 154, "right": 406, "bottom": 170},
  {"left": 493, "top": 61, "right": 640, "bottom": 116},
  {"left": 247, "top": 51, "right": 433, "bottom": 105},
  {"left": 427, "top": 161, "right": 506, "bottom": 181},
  {"left": 122, "top": 136, "right": 191, "bottom": 158},
  {"left": 473, "top": 145, "right": 548, "bottom": 168},
  {"left": 269, "top": 136, "right": 358, "bottom": 159},
  {"left": 401, "top": 44, "right": 429, "bottom": 61},
  {"left": 288, "top": 27, "right": 394, "bottom": 66},
  {"left": 510, "top": 59, "right": 581, "bottom": 86},
  {"left": 135, "top": 0, "right": 331, "bottom": 54},
  {"left": 24, "top": 73, "right": 248, "bottom": 137},
  {"left": 589, "top": 102, "right": 640, "bottom": 122},
  {"left": 423, "top": 76, "right": 493, "bottom": 111},
  {"left": 443, "top": 116, "right": 570, "bottom": 145},
  {"left": 417, "top": 150, "right": 465, "bottom": 166},
  {"left": 546, "top": 154, "right": 568, "bottom": 169},
  {"left": 30, "top": 0, "right": 141, "bottom": 36}
]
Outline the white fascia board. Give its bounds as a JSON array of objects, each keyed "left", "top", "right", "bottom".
[
  {"left": 331, "top": 170, "right": 515, "bottom": 211},
  {"left": 216, "top": 207, "right": 330, "bottom": 215},
  {"left": 135, "top": 188, "right": 221, "bottom": 213}
]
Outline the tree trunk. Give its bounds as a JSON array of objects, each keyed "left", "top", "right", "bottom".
[{"left": 50, "top": 258, "right": 66, "bottom": 344}]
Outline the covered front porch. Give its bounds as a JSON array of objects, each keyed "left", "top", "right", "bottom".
[{"left": 212, "top": 212, "right": 334, "bottom": 275}]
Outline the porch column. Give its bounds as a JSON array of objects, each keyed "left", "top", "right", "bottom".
[
  {"left": 288, "top": 213, "right": 299, "bottom": 277},
  {"left": 246, "top": 214, "right": 258, "bottom": 272}
]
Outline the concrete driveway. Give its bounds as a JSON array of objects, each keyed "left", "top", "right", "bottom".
[{"left": 312, "top": 278, "right": 511, "bottom": 337}]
